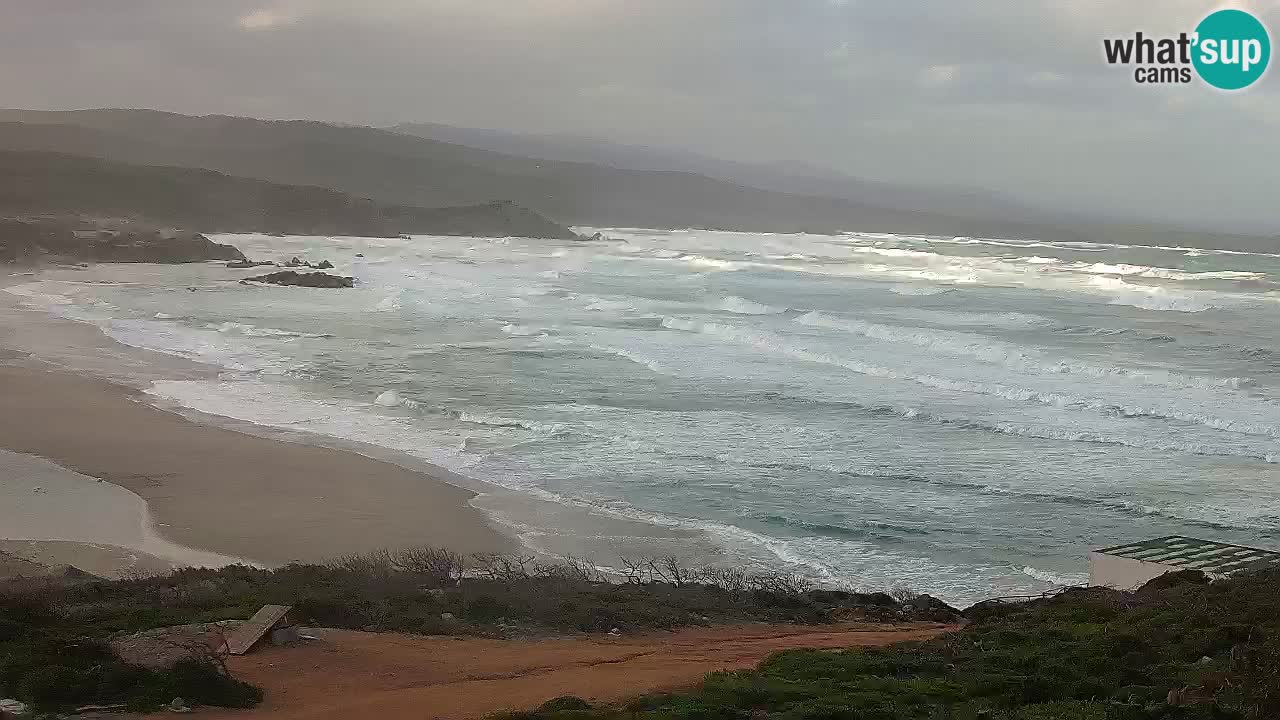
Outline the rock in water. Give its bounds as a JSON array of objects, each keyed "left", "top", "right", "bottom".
[
  {"left": 245, "top": 270, "right": 354, "bottom": 288},
  {"left": 374, "top": 390, "right": 401, "bottom": 407}
]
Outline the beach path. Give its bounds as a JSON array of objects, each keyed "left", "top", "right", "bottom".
[{"left": 191, "top": 622, "right": 954, "bottom": 720}]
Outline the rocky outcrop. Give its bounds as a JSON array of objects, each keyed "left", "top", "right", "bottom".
[
  {"left": 0, "top": 218, "right": 245, "bottom": 264},
  {"left": 245, "top": 270, "right": 354, "bottom": 288},
  {"left": 388, "top": 200, "right": 580, "bottom": 240},
  {"left": 282, "top": 257, "right": 335, "bottom": 269}
]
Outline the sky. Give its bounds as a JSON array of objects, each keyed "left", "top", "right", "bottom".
[{"left": 2, "top": 1, "right": 1278, "bottom": 233}]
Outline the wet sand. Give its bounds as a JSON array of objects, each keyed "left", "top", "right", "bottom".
[
  {"left": 0, "top": 268, "right": 516, "bottom": 569},
  {"left": 0, "top": 362, "right": 515, "bottom": 567},
  {"left": 0, "top": 448, "right": 241, "bottom": 575}
]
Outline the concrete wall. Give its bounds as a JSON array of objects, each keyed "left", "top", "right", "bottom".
[{"left": 1088, "top": 552, "right": 1176, "bottom": 590}]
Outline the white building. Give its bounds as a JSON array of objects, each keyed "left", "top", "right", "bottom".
[{"left": 1089, "top": 536, "right": 1280, "bottom": 590}]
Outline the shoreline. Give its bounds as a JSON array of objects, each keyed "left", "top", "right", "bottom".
[
  {"left": 0, "top": 273, "right": 517, "bottom": 571},
  {"left": 0, "top": 363, "right": 516, "bottom": 567},
  {"left": 1, "top": 262, "right": 717, "bottom": 581}
]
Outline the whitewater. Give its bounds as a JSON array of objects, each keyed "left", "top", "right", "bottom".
[{"left": 9, "top": 228, "right": 1280, "bottom": 604}]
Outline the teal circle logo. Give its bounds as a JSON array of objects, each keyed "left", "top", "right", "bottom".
[{"left": 1192, "top": 9, "right": 1271, "bottom": 90}]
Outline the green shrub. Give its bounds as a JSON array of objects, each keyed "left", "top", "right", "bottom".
[
  {"left": 504, "top": 569, "right": 1280, "bottom": 720},
  {"left": 539, "top": 696, "right": 594, "bottom": 711}
]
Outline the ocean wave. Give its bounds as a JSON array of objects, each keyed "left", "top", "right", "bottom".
[
  {"left": 888, "top": 284, "right": 949, "bottom": 296},
  {"left": 883, "top": 310, "right": 1052, "bottom": 329},
  {"left": 625, "top": 236, "right": 1265, "bottom": 314},
  {"left": 454, "top": 410, "right": 567, "bottom": 436},
  {"left": 1043, "top": 261, "right": 1265, "bottom": 282},
  {"left": 758, "top": 514, "right": 930, "bottom": 541},
  {"left": 736, "top": 450, "right": 1277, "bottom": 533},
  {"left": 1084, "top": 276, "right": 1222, "bottom": 312},
  {"left": 501, "top": 323, "right": 548, "bottom": 337},
  {"left": 587, "top": 343, "right": 677, "bottom": 375},
  {"left": 207, "top": 321, "right": 332, "bottom": 339},
  {"left": 1054, "top": 325, "right": 1178, "bottom": 343},
  {"left": 583, "top": 297, "right": 637, "bottom": 313},
  {"left": 1017, "top": 566, "right": 1087, "bottom": 587},
  {"left": 661, "top": 316, "right": 1279, "bottom": 438},
  {"left": 793, "top": 311, "right": 1245, "bottom": 392},
  {"left": 678, "top": 254, "right": 742, "bottom": 271},
  {"left": 716, "top": 295, "right": 781, "bottom": 315},
  {"left": 4, "top": 282, "right": 75, "bottom": 306},
  {"left": 374, "top": 292, "right": 403, "bottom": 311}
]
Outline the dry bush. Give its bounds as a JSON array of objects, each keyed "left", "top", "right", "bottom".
[
  {"left": 390, "top": 547, "right": 465, "bottom": 587},
  {"left": 696, "top": 566, "right": 749, "bottom": 592},
  {"left": 749, "top": 572, "right": 814, "bottom": 595},
  {"left": 890, "top": 586, "right": 923, "bottom": 604},
  {"left": 471, "top": 553, "right": 536, "bottom": 582},
  {"left": 642, "top": 556, "right": 694, "bottom": 587},
  {"left": 532, "top": 556, "right": 605, "bottom": 583},
  {"left": 619, "top": 557, "right": 654, "bottom": 584},
  {"left": 324, "top": 549, "right": 396, "bottom": 576}
]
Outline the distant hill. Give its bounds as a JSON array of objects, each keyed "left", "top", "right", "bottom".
[
  {"left": 0, "top": 150, "right": 577, "bottom": 239},
  {"left": 0, "top": 109, "right": 1274, "bottom": 252},
  {"left": 0, "top": 110, "right": 1080, "bottom": 240},
  {"left": 388, "top": 121, "right": 1043, "bottom": 223}
]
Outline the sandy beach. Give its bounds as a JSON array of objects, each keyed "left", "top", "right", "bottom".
[{"left": 0, "top": 274, "right": 515, "bottom": 573}]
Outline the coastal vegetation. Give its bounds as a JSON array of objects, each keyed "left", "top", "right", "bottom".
[
  {"left": 5, "top": 549, "right": 1279, "bottom": 718},
  {"left": 510, "top": 569, "right": 1280, "bottom": 720},
  {"left": 0, "top": 548, "right": 953, "bottom": 713}
]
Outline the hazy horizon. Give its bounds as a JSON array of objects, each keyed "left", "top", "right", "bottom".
[{"left": 3, "top": 1, "right": 1278, "bottom": 234}]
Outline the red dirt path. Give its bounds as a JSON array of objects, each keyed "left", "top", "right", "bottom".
[{"left": 190, "top": 622, "right": 954, "bottom": 720}]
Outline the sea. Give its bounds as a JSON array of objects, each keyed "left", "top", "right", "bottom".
[{"left": 8, "top": 228, "right": 1280, "bottom": 605}]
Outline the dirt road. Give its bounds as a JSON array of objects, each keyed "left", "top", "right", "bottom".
[{"left": 195, "top": 622, "right": 953, "bottom": 720}]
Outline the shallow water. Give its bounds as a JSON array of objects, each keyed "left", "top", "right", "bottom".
[{"left": 9, "top": 228, "right": 1280, "bottom": 604}]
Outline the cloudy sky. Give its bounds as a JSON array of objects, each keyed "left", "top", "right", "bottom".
[{"left": 3, "top": 1, "right": 1278, "bottom": 232}]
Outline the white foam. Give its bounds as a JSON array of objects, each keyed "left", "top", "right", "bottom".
[
  {"left": 374, "top": 292, "right": 403, "bottom": 312},
  {"left": 716, "top": 295, "right": 780, "bottom": 315},
  {"left": 374, "top": 390, "right": 402, "bottom": 407},
  {"left": 678, "top": 254, "right": 742, "bottom": 271},
  {"left": 1018, "top": 566, "right": 1087, "bottom": 587},
  {"left": 662, "top": 315, "right": 1279, "bottom": 440},
  {"left": 794, "top": 311, "right": 1244, "bottom": 392},
  {"left": 4, "top": 282, "right": 74, "bottom": 306},
  {"left": 888, "top": 284, "right": 948, "bottom": 296},
  {"left": 209, "top": 321, "right": 331, "bottom": 339},
  {"left": 501, "top": 323, "right": 545, "bottom": 336},
  {"left": 583, "top": 297, "right": 636, "bottom": 312},
  {"left": 1086, "top": 276, "right": 1222, "bottom": 313}
]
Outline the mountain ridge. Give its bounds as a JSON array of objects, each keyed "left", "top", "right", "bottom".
[
  {"left": 0, "top": 149, "right": 577, "bottom": 239},
  {"left": 0, "top": 109, "right": 1275, "bottom": 252}
]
